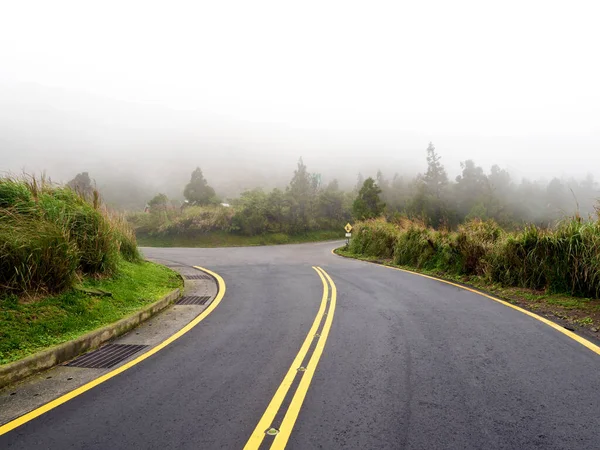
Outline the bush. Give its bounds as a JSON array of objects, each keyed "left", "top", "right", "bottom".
[
  {"left": 38, "top": 187, "right": 119, "bottom": 274},
  {"left": 0, "top": 176, "right": 141, "bottom": 296},
  {"left": 107, "top": 213, "right": 141, "bottom": 262},
  {"left": 0, "top": 179, "right": 34, "bottom": 210},
  {"left": 489, "top": 220, "right": 600, "bottom": 297},
  {"left": 0, "top": 210, "right": 79, "bottom": 294},
  {"left": 166, "top": 206, "right": 234, "bottom": 235},
  {"left": 454, "top": 219, "right": 503, "bottom": 275},
  {"left": 349, "top": 215, "right": 600, "bottom": 299},
  {"left": 392, "top": 226, "right": 459, "bottom": 271},
  {"left": 349, "top": 218, "right": 398, "bottom": 258}
]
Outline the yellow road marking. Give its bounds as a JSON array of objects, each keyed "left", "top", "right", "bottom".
[
  {"left": 332, "top": 248, "right": 600, "bottom": 356},
  {"left": 243, "top": 267, "right": 329, "bottom": 450},
  {"left": 270, "top": 267, "right": 337, "bottom": 449},
  {"left": 0, "top": 266, "right": 226, "bottom": 437}
]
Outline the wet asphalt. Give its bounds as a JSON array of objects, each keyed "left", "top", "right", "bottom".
[{"left": 2, "top": 241, "right": 600, "bottom": 449}]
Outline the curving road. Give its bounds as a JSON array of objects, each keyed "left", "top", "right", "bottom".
[{"left": 2, "top": 241, "right": 600, "bottom": 449}]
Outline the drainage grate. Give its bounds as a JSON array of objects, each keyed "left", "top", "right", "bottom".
[
  {"left": 177, "top": 295, "right": 211, "bottom": 305},
  {"left": 185, "top": 274, "right": 212, "bottom": 280},
  {"left": 67, "top": 344, "right": 148, "bottom": 369}
]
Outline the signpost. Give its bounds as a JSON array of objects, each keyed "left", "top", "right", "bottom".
[{"left": 344, "top": 223, "right": 353, "bottom": 246}]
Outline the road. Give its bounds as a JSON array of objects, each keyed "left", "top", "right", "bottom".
[{"left": 2, "top": 241, "right": 600, "bottom": 449}]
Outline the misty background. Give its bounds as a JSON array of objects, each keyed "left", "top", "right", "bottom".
[{"left": 1, "top": 1, "right": 599, "bottom": 211}]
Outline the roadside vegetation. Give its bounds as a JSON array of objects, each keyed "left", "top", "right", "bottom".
[
  {"left": 0, "top": 259, "right": 180, "bottom": 364},
  {"left": 0, "top": 176, "right": 182, "bottom": 364},
  {"left": 338, "top": 215, "right": 600, "bottom": 334},
  {"left": 127, "top": 161, "right": 352, "bottom": 245},
  {"left": 116, "top": 143, "right": 599, "bottom": 248}
]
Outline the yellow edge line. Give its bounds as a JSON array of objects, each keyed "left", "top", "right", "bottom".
[
  {"left": 331, "top": 248, "right": 600, "bottom": 356},
  {"left": 0, "top": 265, "right": 226, "bottom": 437},
  {"left": 271, "top": 267, "right": 337, "bottom": 450},
  {"left": 243, "top": 267, "right": 329, "bottom": 450}
]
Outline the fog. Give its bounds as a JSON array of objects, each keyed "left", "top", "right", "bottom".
[{"left": 1, "top": 1, "right": 599, "bottom": 207}]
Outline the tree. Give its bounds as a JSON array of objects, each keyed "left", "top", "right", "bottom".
[
  {"left": 148, "top": 193, "right": 169, "bottom": 213},
  {"left": 266, "top": 188, "right": 288, "bottom": 232},
  {"left": 485, "top": 165, "right": 514, "bottom": 226},
  {"left": 424, "top": 142, "right": 448, "bottom": 198},
  {"left": 183, "top": 167, "right": 216, "bottom": 206},
  {"left": 287, "top": 158, "right": 315, "bottom": 232},
  {"left": 454, "top": 160, "right": 490, "bottom": 218},
  {"left": 376, "top": 170, "right": 391, "bottom": 205},
  {"left": 67, "top": 172, "right": 94, "bottom": 198},
  {"left": 231, "top": 189, "right": 269, "bottom": 235},
  {"left": 355, "top": 172, "right": 365, "bottom": 193},
  {"left": 317, "top": 179, "right": 348, "bottom": 227},
  {"left": 408, "top": 144, "right": 452, "bottom": 227},
  {"left": 353, "top": 178, "right": 385, "bottom": 220}
]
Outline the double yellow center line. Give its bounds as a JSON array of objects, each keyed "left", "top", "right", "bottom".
[{"left": 244, "top": 266, "right": 337, "bottom": 450}]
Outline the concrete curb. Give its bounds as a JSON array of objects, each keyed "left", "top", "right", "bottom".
[{"left": 0, "top": 286, "right": 182, "bottom": 389}]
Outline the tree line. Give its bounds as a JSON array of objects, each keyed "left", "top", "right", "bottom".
[
  {"left": 71, "top": 143, "right": 599, "bottom": 237},
  {"left": 369, "top": 143, "right": 598, "bottom": 229}
]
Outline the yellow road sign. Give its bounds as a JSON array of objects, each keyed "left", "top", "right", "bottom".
[{"left": 344, "top": 223, "right": 353, "bottom": 233}]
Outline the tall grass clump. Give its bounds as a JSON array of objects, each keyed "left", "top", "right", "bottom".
[
  {"left": 489, "top": 219, "right": 600, "bottom": 297},
  {"left": 0, "top": 176, "right": 140, "bottom": 296},
  {"left": 166, "top": 205, "right": 234, "bottom": 235},
  {"left": 0, "top": 209, "right": 79, "bottom": 293},
  {"left": 127, "top": 205, "right": 234, "bottom": 237},
  {"left": 348, "top": 218, "right": 399, "bottom": 258},
  {"left": 394, "top": 225, "right": 441, "bottom": 269},
  {"left": 106, "top": 212, "right": 141, "bottom": 262},
  {"left": 36, "top": 186, "right": 118, "bottom": 274},
  {"left": 348, "top": 215, "right": 600, "bottom": 299},
  {"left": 454, "top": 219, "right": 503, "bottom": 275}
]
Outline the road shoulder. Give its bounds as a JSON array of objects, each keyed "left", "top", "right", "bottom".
[
  {"left": 333, "top": 246, "right": 600, "bottom": 353},
  {"left": 0, "top": 261, "right": 222, "bottom": 429}
]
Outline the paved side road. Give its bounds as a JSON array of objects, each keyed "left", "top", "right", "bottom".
[{"left": 2, "top": 241, "right": 600, "bottom": 449}]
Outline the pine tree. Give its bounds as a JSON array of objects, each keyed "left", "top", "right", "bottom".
[
  {"left": 67, "top": 172, "right": 94, "bottom": 198},
  {"left": 183, "top": 167, "right": 216, "bottom": 206},
  {"left": 424, "top": 142, "right": 448, "bottom": 199},
  {"left": 287, "top": 158, "right": 314, "bottom": 231},
  {"left": 352, "top": 178, "right": 385, "bottom": 220}
]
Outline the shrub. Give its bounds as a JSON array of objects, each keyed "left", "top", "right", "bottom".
[
  {"left": 166, "top": 206, "right": 234, "bottom": 235},
  {"left": 107, "top": 212, "right": 141, "bottom": 262},
  {"left": 394, "top": 226, "right": 440, "bottom": 269},
  {"left": 349, "top": 218, "right": 398, "bottom": 258},
  {"left": 38, "top": 187, "right": 119, "bottom": 274},
  {"left": 0, "top": 179, "right": 34, "bottom": 210},
  {"left": 0, "top": 176, "right": 141, "bottom": 296},
  {"left": 0, "top": 210, "right": 78, "bottom": 294},
  {"left": 454, "top": 219, "right": 503, "bottom": 275},
  {"left": 350, "top": 214, "right": 600, "bottom": 299}
]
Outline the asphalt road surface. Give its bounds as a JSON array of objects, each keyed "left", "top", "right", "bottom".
[{"left": 2, "top": 241, "right": 600, "bottom": 449}]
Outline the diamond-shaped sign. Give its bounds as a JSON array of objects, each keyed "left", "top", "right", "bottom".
[{"left": 344, "top": 223, "right": 353, "bottom": 233}]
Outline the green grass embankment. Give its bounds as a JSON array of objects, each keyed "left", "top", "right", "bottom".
[
  {"left": 0, "top": 259, "right": 182, "bottom": 364},
  {"left": 0, "top": 176, "right": 183, "bottom": 365}
]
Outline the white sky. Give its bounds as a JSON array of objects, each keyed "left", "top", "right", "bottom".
[{"left": 1, "top": 0, "right": 599, "bottom": 181}]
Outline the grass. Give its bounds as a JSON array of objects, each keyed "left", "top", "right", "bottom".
[
  {"left": 335, "top": 246, "right": 600, "bottom": 336},
  {"left": 1, "top": 175, "right": 141, "bottom": 296},
  {"left": 136, "top": 230, "right": 343, "bottom": 247},
  {"left": 348, "top": 217, "right": 600, "bottom": 298},
  {"left": 0, "top": 259, "right": 182, "bottom": 365}
]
